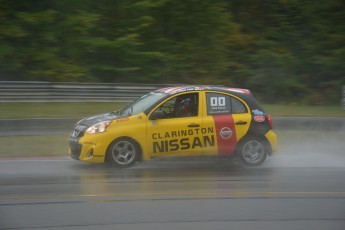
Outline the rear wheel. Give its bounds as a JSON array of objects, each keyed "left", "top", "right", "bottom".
[
  {"left": 237, "top": 137, "right": 268, "bottom": 167},
  {"left": 107, "top": 138, "right": 139, "bottom": 167}
]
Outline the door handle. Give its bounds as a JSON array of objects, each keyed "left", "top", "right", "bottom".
[
  {"left": 188, "top": 123, "right": 200, "bottom": 128},
  {"left": 235, "top": 121, "right": 247, "bottom": 125}
]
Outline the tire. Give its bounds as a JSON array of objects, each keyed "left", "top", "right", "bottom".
[
  {"left": 107, "top": 138, "right": 140, "bottom": 167},
  {"left": 237, "top": 137, "right": 268, "bottom": 167}
]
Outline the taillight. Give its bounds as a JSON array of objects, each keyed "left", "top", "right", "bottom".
[{"left": 267, "top": 114, "right": 273, "bottom": 129}]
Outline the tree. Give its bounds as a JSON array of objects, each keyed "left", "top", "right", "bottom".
[
  {"left": 0, "top": 0, "right": 344, "bottom": 104},
  {"left": 0, "top": 0, "right": 97, "bottom": 81}
]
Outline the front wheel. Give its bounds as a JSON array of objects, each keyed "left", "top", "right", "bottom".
[
  {"left": 107, "top": 138, "right": 139, "bottom": 167},
  {"left": 237, "top": 137, "right": 268, "bottom": 167}
]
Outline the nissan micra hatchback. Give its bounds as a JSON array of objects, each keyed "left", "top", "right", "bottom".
[{"left": 69, "top": 86, "right": 277, "bottom": 167}]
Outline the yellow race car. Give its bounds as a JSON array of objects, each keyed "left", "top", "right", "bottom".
[{"left": 69, "top": 86, "right": 277, "bottom": 167}]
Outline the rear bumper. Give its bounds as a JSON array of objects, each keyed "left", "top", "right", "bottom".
[{"left": 265, "top": 130, "right": 277, "bottom": 155}]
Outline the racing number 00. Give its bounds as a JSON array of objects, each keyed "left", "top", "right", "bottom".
[{"left": 210, "top": 97, "right": 226, "bottom": 107}]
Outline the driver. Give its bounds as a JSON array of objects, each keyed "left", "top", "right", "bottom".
[{"left": 174, "top": 95, "right": 194, "bottom": 117}]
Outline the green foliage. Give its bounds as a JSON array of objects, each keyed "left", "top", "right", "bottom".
[
  {"left": 226, "top": 0, "right": 345, "bottom": 104},
  {"left": 0, "top": 0, "right": 344, "bottom": 104}
]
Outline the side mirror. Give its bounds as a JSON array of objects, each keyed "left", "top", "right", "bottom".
[{"left": 150, "top": 110, "right": 166, "bottom": 120}]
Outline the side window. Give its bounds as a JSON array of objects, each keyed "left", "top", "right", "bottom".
[
  {"left": 206, "top": 93, "right": 231, "bottom": 115},
  {"left": 206, "top": 93, "right": 247, "bottom": 115},
  {"left": 155, "top": 93, "right": 199, "bottom": 119},
  {"left": 231, "top": 97, "right": 247, "bottom": 114}
]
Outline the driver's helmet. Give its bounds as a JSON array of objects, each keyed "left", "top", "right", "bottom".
[{"left": 174, "top": 95, "right": 193, "bottom": 117}]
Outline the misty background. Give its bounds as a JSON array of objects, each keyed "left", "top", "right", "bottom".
[{"left": 0, "top": 0, "right": 344, "bottom": 105}]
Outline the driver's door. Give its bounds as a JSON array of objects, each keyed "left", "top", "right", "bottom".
[{"left": 146, "top": 92, "right": 204, "bottom": 157}]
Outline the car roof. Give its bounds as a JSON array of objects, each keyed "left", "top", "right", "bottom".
[{"left": 155, "top": 85, "right": 251, "bottom": 95}]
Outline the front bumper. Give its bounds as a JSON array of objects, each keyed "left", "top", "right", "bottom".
[
  {"left": 68, "top": 133, "right": 111, "bottom": 163},
  {"left": 69, "top": 138, "right": 82, "bottom": 160}
]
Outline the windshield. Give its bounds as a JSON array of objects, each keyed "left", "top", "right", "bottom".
[{"left": 119, "top": 92, "right": 168, "bottom": 116}]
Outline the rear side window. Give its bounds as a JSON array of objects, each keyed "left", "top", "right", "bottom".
[
  {"left": 231, "top": 97, "right": 247, "bottom": 114},
  {"left": 206, "top": 93, "right": 247, "bottom": 115}
]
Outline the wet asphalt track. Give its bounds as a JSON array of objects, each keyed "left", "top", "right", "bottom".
[{"left": 1, "top": 154, "right": 345, "bottom": 230}]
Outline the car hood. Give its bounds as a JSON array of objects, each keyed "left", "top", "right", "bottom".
[{"left": 77, "top": 112, "right": 124, "bottom": 127}]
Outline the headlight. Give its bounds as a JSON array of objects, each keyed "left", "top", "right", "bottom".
[{"left": 86, "top": 121, "right": 112, "bottom": 134}]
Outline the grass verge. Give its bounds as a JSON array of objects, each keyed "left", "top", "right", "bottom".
[{"left": 0, "top": 134, "right": 68, "bottom": 158}]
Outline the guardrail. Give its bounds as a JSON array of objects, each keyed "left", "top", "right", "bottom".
[{"left": 0, "top": 81, "right": 177, "bottom": 102}]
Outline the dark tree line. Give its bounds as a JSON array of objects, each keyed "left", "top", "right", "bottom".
[{"left": 0, "top": 0, "right": 344, "bottom": 104}]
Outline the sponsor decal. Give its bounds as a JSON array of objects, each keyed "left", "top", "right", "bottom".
[
  {"left": 158, "top": 86, "right": 250, "bottom": 95},
  {"left": 254, "top": 115, "right": 265, "bottom": 122},
  {"left": 153, "top": 136, "right": 215, "bottom": 153},
  {"left": 212, "top": 115, "right": 237, "bottom": 155},
  {"left": 158, "top": 86, "right": 210, "bottom": 95},
  {"left": 226, "top": 88, "right": 250, "bottom": 94},
  {"left": 252, "top": 109, "right": 264, "bottom": 115},
  {"left": 152, "top": 127, "right": 215, "bottom": 153},
  {"left": 219, "top": 127, "right": 232, "bottom": 139},
  {"left": 158, "top": 86, "right": 192, "bottom": 94}
]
